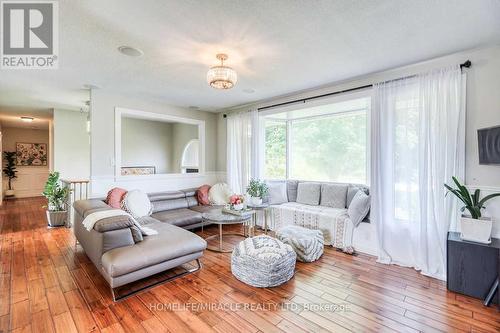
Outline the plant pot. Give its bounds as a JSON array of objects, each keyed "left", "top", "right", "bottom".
[
  {"left": 250, "top": 197, "right": 262, "bottom": 206},
  {"left": 46, "top": 210, "right": 67, "bottom": 227},
  {"left": 460, "top": 216, "right": 492, "bottom": 244},
  {"left": 5, "top": 189, "right": 14, "bottom": 197}
]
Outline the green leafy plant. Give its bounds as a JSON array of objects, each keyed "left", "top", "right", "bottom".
[
  {"left": 246, "top": 179, "right": 269, "bottom": 199},
  {"left": 444, "top": 176, "right": 500, "bottom": 219},
  {"left": 42, "top": 172, "right": 70, "bottom": 211},
  {"left": 3, "top": 151, "right": 17, "bottom": 191}
]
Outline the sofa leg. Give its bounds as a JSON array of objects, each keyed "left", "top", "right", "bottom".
[{"left": 110, "top": 259, "right": 202, "bottom": 302}]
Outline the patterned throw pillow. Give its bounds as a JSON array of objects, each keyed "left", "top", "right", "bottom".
[
  {"left": 105, "top": 187, "right": 127, "bottom": 208},
  {"left": 121, "top": 190, "right": 153, "bottom": 219},
  {"left": 196, "top": 184, "right": 211, "bottom": 205}
]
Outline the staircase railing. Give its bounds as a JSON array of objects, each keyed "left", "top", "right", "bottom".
[{"left": 61, "top": 179, "right": 89, "bottom": 227}]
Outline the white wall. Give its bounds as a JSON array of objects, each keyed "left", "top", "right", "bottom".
[
  {"left": 122, "top": 117, "right": 174, "bottom": 174},
  {"left": 218, "top": 45, "right": 500, "bottom": 253},
  {"left": 89, "top": 90, "right": 221, "bottom": 196},
  {"left": 53, "top": 109, "right": 90, "bottom": 180},
  {"left": 2, "top": 127, "right": 49, "bottom": 198}
]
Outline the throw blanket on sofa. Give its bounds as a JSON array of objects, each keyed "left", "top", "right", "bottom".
[
  {"left": 271, "top": 203, "right": 355, "bottom": 253},
  {"left": 82, "top": 210, "right": 158, "bottom": 236}
]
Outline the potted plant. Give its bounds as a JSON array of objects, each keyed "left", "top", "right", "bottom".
[
  {"left": 3, "top": 151, "right": 17, "bottom": 197},
  {"left": 246, "top": 179, "right": 269, "bottom": 206},
  {"left": 445, "top": 176, "right": 500, "bottom": 244},
  {"left": 42, "top": 172, "right": 71, "bottom": 227}
]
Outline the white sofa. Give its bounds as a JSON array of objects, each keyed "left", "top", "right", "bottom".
[{"left": 266, "top": 180, "right": 370, "bottom": 253}]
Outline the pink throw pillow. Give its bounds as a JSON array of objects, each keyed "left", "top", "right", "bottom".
[
  {"left": 196, "top": 185, "right": 211, "bottom": 206},
  {"left": 106, "top": 187, "right": 127, "bottom": 208}
]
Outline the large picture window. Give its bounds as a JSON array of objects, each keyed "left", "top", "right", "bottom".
[
  {"left": 264, "top": 120, "right": 286, "bottom": 179},
  {"left": 263, "top": 95, "right": 370, "bottom": 184}
]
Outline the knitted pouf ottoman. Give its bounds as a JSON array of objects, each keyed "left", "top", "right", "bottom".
[
  {"left": 231, "top": 235, "right": 296, "bottom": 287},
  {"left": 275, "top": 225, "right": 324, "bottom": 262}
]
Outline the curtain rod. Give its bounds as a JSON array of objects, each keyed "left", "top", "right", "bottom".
[{"left": 254, "top": 60, "right": 471, "bottom": 112}]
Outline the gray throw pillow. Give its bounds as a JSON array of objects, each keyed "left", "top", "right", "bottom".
[
  {"left": 296, "top": 182, "right": 321, "bottom": 206},
  {"left": 287, "top": 180, "right": 299, "bottom": 202},
  {"left": 93, "top": 215, "right": 135, "bottom": 232},
  {"left": 130, "top": 225, "right": 144, "bottom": 243},
  {"left": 346, "top": 185, "right": 369, "bottom": 207},
  {"left": 320, "top": 184, "right": 348, "bottom": 208},
  {"left": 267, "top": 181, "right": 288, "bottom": 205},
  {"left": 136, "top": 216, "right": 159, "bottom": 226},
  {"left": 348, "top": 191, "right": 371, "bottom": 227}
]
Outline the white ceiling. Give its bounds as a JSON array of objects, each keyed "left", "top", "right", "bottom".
[
  {"left": 0, "top": 0, "right": 499, "bottom": 112},
  {"left": 0, "top": 108, "right": 53, "bottom": 130}
]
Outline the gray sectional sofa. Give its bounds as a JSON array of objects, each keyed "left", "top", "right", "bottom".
[{"left": 73, "top": 188, "right": 217, "bottom": 301}]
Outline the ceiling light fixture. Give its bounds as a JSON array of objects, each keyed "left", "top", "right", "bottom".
[
  {"left": 118, "top": 46, "right": 144, "bottom": 57},
  {"left": 207, "top": 53, "right": 237, "bottom": 89},
  {"left": 20, "top": 116, "right": 34, "bottom": 122}
]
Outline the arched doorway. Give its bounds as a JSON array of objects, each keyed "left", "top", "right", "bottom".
[{"left": 181, "top": 139, "right": 199, "bottom": 173}]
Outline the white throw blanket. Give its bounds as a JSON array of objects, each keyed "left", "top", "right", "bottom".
[
  {"left": 82, "top": 210, "right": 158, "bottom": 236},
  {"left": 271, "top": 203, "right": 354, "bottom": 253}
]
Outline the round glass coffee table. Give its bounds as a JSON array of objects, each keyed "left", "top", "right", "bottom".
[{"left": 202, "top": 209, "right": 254, "bottom": 253}]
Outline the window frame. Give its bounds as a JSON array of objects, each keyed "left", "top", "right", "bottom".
[
  {"left": 261, "top": 118, "right": 288, "bottom": 180},
  {"left": 260, "top": 90, "right": 372, "bottom": 185}
]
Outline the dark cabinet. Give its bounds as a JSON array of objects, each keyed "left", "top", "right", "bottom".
[{"left": 447, "top": 232, "right": 499, "bottom": 305}]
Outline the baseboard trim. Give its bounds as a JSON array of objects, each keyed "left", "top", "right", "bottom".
[{"left": 354, "top": 245, "right": 378, "bottom": 257}]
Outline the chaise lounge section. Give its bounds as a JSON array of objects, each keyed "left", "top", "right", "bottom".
[{"left": 73, "top": 188, "right": 217, "bottom": 301}]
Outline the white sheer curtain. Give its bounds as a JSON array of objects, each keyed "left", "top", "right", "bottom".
[
  {"left": 372, "top": 66, "right": 465, "bottom": 280},
  {"left": 226, "top": 109, "right": 259, "bottom": 194}
]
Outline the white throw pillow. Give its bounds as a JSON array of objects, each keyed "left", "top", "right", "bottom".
[
  {"left": 121, "top": 190, "right": 153, "bottom": 218},
  {"left": 208, "top": 183, "right": 233, "bottom": 205},
  {"left": 348, "top": 191, "right": 370, "bottom": 227},
  {"left": 267, "top": 181, "right": 288, "bottom": 205}
]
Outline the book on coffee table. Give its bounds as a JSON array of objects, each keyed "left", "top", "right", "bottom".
[{"left": 222, "top": 207, "right": 253, "bottom": 216}]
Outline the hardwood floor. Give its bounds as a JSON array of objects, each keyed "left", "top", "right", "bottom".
[{"left": 1, "top": 197, "right": 499, "bottom": 333}]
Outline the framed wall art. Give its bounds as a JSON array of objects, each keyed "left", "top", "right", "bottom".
[
  {"left": 16, "top": 142, "right": 48, "bottom": 166},
  {"left": 120, "top": 166, "right": 156, "bottom": 176}
]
